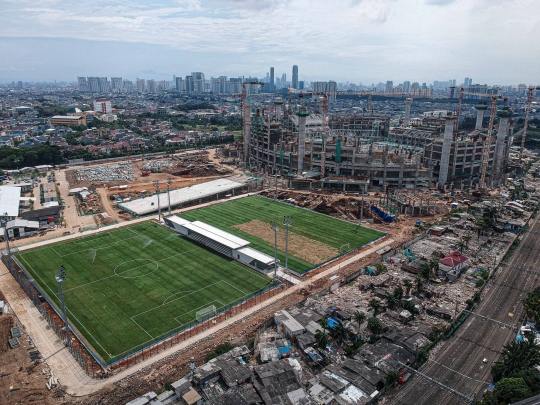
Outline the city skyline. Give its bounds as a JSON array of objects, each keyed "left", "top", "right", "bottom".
[{"left": 0, "top": 0, "right": 539, "bottom": 84}]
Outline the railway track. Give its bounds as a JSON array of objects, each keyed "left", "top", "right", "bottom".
[{"left": 388, "top": 215, "right": 540, "bottom": 404}]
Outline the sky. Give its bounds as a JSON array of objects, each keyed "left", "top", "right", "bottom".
[{"left": 0, "top": 0, "right": 538, "bottom": 85}]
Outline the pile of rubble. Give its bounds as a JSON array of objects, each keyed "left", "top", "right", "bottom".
[
  {"left": 76, "top": 163, "right": 135, "bottom": 182},
  {"left": 142, "top": 160, "right": 176, "bottom": 171}
]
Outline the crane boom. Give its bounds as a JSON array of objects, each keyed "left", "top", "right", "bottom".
[
  {"left": 519, "top": 87, "right": 540, "bottom": 161},
  {"left": 479, "top": 96, "right": 498, "bottom": 189}
]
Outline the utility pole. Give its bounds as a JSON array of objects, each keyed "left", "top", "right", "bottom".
[
  {"left": 55, "top": 265, "right": 69, "bottom": 341},
  {"left": 282, "top": 216, "right": 292, "bottom": 271},
  {"left": 360, "top": 184, "right": 365, "bottom": 225},
  {"left": 166, "top": 178, "right": 172, "bottom": 215},
  {"left": 153, "top": 181, "right": 161, "bottom": 222},
  {"left": 270, "top": 222, "right": 279, "bottom": 279}
]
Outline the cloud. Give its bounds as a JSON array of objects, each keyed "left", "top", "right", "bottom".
[
  {"left": 425, "top": 0, "right": 456, "bottom": 5},
  {"left": 203, "top": 0, "right": 290, "bottom": 10},
  {"left": 350, "top": 0, "right": 398, "bottom": 23}
]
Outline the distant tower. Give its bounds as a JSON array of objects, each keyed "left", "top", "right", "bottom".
[
  {"left": 474, "top": 102, "right": 488, "bottom": 130},
  {"left": 292, "top": 65, "right": 299, "bottom": 89},
  {"left": 270, "top": 67, "right": 275, "bottom": 92}
]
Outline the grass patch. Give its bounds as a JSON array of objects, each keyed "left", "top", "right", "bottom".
[{"left": 15, "top": 223, "right": 272, "bottom": 363}]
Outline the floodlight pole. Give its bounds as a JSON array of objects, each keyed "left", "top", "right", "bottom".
[
  {"left": 55, "top": 265, "right": 69, "bottom": 332},
  {"left": 271, "top": 222, "right": 279, "bottom": 279},
  {"left": 154, "top": 181, "right": 161, "bottom": 222},
  {"left": 360, "top": 183, "right": 365, "bottom": 225},
  {"left": 166, "top": 178, "right": 172, "bottom": 215},
  {"left": 282, "top": 216, "right": 292, "bottom": 272}
]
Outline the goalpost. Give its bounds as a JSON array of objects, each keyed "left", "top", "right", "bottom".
[{"left": 196, "top": 304, "right": 217, "bottom": 322}]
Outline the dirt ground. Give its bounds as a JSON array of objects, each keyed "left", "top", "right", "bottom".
[
  {"left": 0, "top": 291, "right": 58, "bottom": 405},
  {"left": 233, "top": 219, "right": 338, "bottom": 264}
]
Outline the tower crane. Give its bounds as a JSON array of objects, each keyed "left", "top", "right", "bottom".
[{"left": 519, "top": 86, "right": 540, "bottom": 162}]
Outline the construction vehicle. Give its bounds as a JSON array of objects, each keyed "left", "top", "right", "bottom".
[{"left": 141, "top": 170, "right": 150, "bottom": 177}]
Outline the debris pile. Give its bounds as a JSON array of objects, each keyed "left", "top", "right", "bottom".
[
  {"left": 76, "top": 163, "right": 135, "bottom": 182},
  {"left": 142, "top": 160, "right": 176, "bottom": 171}
]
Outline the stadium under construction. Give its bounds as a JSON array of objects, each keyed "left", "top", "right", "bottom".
[{"left": 220, "top": 94, "right": 520, "bottom": 192}]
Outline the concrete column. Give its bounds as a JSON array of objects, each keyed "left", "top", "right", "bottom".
[
  {"left": 296, "top": 113, "right": 308, "bottom": 173},
  {"left": 398, "top": 156, "right": 404, "bottom": 188},
  {"left": 439, "top": 117, "right": 455, "bottom": 188},
  {"left": 382, "top": 148, "right": 388, "bottom": 187},
  {"left": 404, "top": 98, "right": 412, "bottom": 127},
  {"left": 494, "top": 117, "right": 508, "bottom": 180},
  {"left": 244, "top": 114, "right": 251, "bottom": 165},
  {"left": 475, "top": 109, "right": 485, "bottom": 130}
]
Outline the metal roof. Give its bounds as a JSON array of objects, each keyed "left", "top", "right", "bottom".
[
  {"left": 183, "top": 221, "right": 250, "bottom": 250},
  {"left": 0, "top": 186, "right": 21, "bottom": 217},
  {"left": 237, "top": 246, "right": 276, "bottom": 264}
]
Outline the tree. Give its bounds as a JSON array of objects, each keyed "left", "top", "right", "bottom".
[
  {"left": 492, "top": 377, "right": 531, "bottom": 404},
  {"left": 385, "top": 370, "right": 399, "bottom": 386},
  {"left": 463, "top": 233, "right": 472, "bottom": 249},
  {"left": 354, "top": 311, "right": 366, "bottom": 327},
  {"left": 403, "top": 280, "right": 413, "bottom": 296},
  {"left": 523, "top": 287, "right": 540, "bottom": 325},
  {"left": 331, "top": 320, "right": 352, "bottom": 346},
  {"left": 386, "top": 292, "right": 400, "bottom": 310},
  {"left": 376, "top": 262, "right": 387, "bottom": 273},
  {"left": 419, "top": 262, "right": 433, "bottom": 284},
  {"left": 415, "top": 274, "right": 424, "bottom": 293},
  {"left": 369, "top": 299, "right": 382, "bottom": 316},
  {"left": 491, "top": 333, "right": 540, "bottom": 382},
  {"left": 393, "top": 285, "right": 404, "bottom": 301},
  {"left": 456, "top": 237, "right": 466, "bottom": 253},
  {"left": 367, "top": 317, "right": 383, "bottom": 335},
  {"left": 315, "top": 330, "right": 329, "bottom": 349}
]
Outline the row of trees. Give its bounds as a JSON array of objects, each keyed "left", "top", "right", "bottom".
[{"left": 478, "top": 287, "right": 540, "bottom": 404}]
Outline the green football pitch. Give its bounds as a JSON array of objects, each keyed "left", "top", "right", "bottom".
[
  {"left": 179, "top": 196, "right": 385, "bottom": 273},
  {"left": 15, "top": 223, "right": 273, "bottom": 363}
]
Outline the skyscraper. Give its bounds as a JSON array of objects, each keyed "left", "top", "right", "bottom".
[
  {"left": 185, "top": 76, "right": 194, "bottom": 94},
  {"left": 270, "top": 67, "right": 275, "bottom": 92},
  {"left": 192, "top": 72, "right": 205, "bottom": 93},
  {"left": 111, "top": 77, "right": 123, "bottom": 90},
  {"left": 403, "top": 80, "right": 411, "bottom": 93},
  {"left": 385, "top": 81, "right": 393, "bottom": 93},
  {"left": 292, "top": 65, "right": 298, "bottom": 89},
  {"left": 136, "top": 78, "right": 145, "bottom": 93}
]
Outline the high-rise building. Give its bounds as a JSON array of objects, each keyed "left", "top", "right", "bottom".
[
  {"left": 185, "top": 76, "right": 194, "bottom": 93},
  {"left": 270, "top": 67, "right": 275, "bottom": 92},
  {"left": 211, "top": 78, "right": 220, "bottom": 93},
  {"left": 313, "top": 81, "right": 337, "bottom": 101},
  {"left": 192, "top": 72, "right": 205, "bottom": 93},
  {"left": 175, "top": 77, "right": 184, "bottom": 91},
  {"left": 123, "top": 80, "right": 133, "bottom": 93},
  {"left": 299, "top": 81, "right": 304, "bottom": 90},
  {"left": 111, "top": 77, "right": 123, "bottom": 90},
  {"left": 77, "top": 77, "right": 89, "bottom": 92},
  {"left": 98, "top": 77, "right": 110, "bottom": 93},
  {"left": 87, "top": 77, "right": 100, "bottom": 93},
  {"left": 146, "top": 79, "right": 156, "bottom": 93},
  {"left": 385, "top": 81, "right": 393, "bottom": 93},
  {"left": 403, "top": 80, "right": 411, "bottom": 93},
  {"left": 292, "top": 65, "right": 298, "bottom": 89},
  {"left": 136, "top": 78, "right": 146, "bottom": 93},
  {"left": 219, "top": 76, "right": 228, "bottom": 94}
]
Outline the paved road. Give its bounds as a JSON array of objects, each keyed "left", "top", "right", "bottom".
[{"left": 388, "top": 215, "right": 540, "bottom": 404}]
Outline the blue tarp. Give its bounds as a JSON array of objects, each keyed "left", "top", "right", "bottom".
[
  {"left": 327, "top": 317, "right": 339, "bottom": 329},
  {"left": 370, "top": 204, "right": 395, "bottom": 222}
]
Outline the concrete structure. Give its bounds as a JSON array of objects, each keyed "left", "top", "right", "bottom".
[
  {"left": 475, "top": 102, "right": 488, "bottom": 130},
  {"left": 295, "top": 107, "right": 309, "bottom": 173},
  {"left": 51, "top": 115, "right": 86, "bottom": 127},
  {"left": 292, "top": 65, "right": 298, "bottom": 90},
  {"left": 494, "top": 108, "right": 512, "bottom": 185},
  {"left": 92, "top": 99, "right": 112, "bottom": 114},
  {"left": 438, "top": 116, "right": 455, "bottom": 188},
  {"left": 404, "top": 98, "right": 412, "bottom": 127}
]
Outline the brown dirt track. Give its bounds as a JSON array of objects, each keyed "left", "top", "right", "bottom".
[{"left": 232, "top": 220, "right": 338, "bottom": 265}]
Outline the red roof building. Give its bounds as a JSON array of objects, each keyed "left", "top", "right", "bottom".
[{"left": 439, "top": 251, "right": 469, "bottom": 282}]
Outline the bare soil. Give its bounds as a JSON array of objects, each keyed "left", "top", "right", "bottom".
[{"left": 232, "top": 219, "right": 338, "bottom": 265}]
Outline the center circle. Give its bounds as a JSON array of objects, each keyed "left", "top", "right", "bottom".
[{"left": 114, "top": 259, "right": 159, "bottom": 278}]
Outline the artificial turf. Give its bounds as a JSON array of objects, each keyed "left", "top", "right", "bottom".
[
  {"left": 178, "top": 195, "right": 385, "bottom": 273},
  {"left": 15, "top": 223, "right": 273, "bottom": 363}
]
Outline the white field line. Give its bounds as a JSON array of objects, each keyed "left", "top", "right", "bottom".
[
  {"left": 131, "top": 318, "right": 153, "bottom": 339},
  {"left": 173, "top": 299, "right": 226, "bottom": 327},
  {"left": 19, "top": 252, "right": 57, "bottom": 298},
  {"left": 229, "top": 260, "right": 274, "bottom": 284},
  {"left": 221, "top": 279, "right": 247, "bottom": 296},
  {"left": 72, "top": 232, "right": 113, "bottom": 245},
  {"left": 162, "top": 290, "right": 196, "bottom": 305},
  {"left": 66, "top": 307, "right": 110, "bottom": 358}
]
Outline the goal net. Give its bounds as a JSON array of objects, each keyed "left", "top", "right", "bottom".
[{"left": 196, "top": 305, "right": 217, "bottom": 322}]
